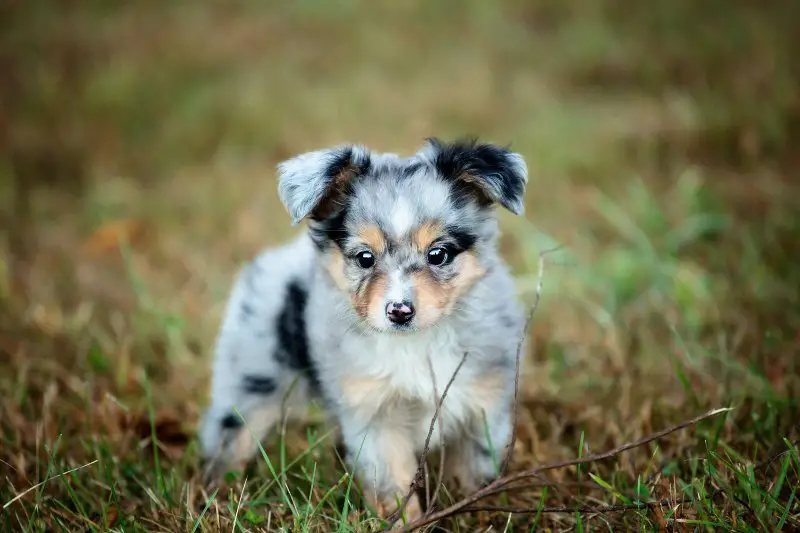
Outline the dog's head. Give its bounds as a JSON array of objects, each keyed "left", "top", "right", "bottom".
[{"left": 277, "top": 138, "right": 528, "bottom": 333}]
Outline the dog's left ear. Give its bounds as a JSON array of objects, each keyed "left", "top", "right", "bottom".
[
  {"left": 421, "top": 138, "right": 528, "bottom": 215},
  {"left": 277, "top": 145, "right": 371, "bottom": 225}
]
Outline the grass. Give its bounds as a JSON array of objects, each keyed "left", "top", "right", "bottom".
[{"left": 1, "top": 0, "right": 799, "bottom": 531}]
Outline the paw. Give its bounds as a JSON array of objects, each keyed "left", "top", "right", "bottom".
[
  {"left": 449, "top": 474, "right": 480, "bottom": 495},
  {"left": 443, "top": 463, "right": 480, "bottom": 494},
  {"left": 367, "top": 492, "right": 423, "bottom": 528},
  {"left": 200, "top": 457, "right": 236, "bottom": 485},
  {"left": 445, "top": 466, "right": 496, "bottom": 496},
  {"left": 199, "top": 445, "right": 249, "bottom": 485}
]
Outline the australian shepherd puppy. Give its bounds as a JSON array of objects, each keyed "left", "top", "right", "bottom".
[{"left": 199, "top": 138, "right": 529, "bottom": 522}]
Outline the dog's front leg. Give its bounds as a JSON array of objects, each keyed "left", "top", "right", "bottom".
[
  {"left": 340, "top": 419, "right": 422, "bottom": 525},
  {"left": 445, "top": 393, "right": 513, "bottom": 493}
]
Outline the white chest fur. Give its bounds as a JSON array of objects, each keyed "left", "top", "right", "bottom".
[
  {"left": 345, "top": 325, "right": 464, "bottom": 395},
  {"left": 335, "top": 323, "right": 493, "bottom": 448}
]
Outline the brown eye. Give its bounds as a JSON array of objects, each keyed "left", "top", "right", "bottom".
[
  {"left": 426, "top": 247, "right": 449, "bottom": 266},
  {"left": 356, "top": 251, "right": 375, "bottom": 268}
]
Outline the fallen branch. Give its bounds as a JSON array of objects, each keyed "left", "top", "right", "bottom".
[
  {"left": 461, "top": 497, "right": 696, "bottom": 515},
  {"left": 456, "top": 439, "right": 799, "bottom": 521},
  {"left": 395, "top": 406, "right": 732, "bottom": 531}
]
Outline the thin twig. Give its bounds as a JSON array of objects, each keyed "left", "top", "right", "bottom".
[
  {"left": 426, "top": 355, "right": 447, "bottom": 512},
  {"left": 754, "top": 438, "right": 799, "bottom": 471},
  {"left": 499, "top": 246, "right": 559, "bottom": 477},
  {"left": 463, "top": 486, "right": 731, "bottom": 516},
  {"left": 422, "top": 462, "right": 430, "bottom": 512},
  {"left": 3, "top": 460, "right": 99, "bottom": 510},
  {"left": 461, "top": 496, "right": 698, "bottom": 515},
  {"left": 386, "top": 352, "right": 469, "bottom": 527},
  {"left": 396, "top": 407, "right": 732, "bottom": 531}
]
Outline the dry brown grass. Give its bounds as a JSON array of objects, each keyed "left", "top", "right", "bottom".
[{"left": 1, "top": 1, "right": 799, "bottom": 531}]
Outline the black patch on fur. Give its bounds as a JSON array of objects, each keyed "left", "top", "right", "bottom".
[
  {"left": 403, "top": 262, "right": 425, "bottom": 274},
  {"left": 321, "top": 146, "right": 371, "bottom": 191},
  {"left": 275, "top": 280, "right": 322, "bottom": 395},
  {"left": 428, "top": 137, "right": 525, "bottom": 213},
  {"left": 308, "top": 147, "right": 371, "bottom": 250},
  {"left": 309, "top": 204, "right": 350, "bottom": 251},
  {"left": 220, "top": 413, "right": 243, "bottom": 430},
  {"left": 242, "top": 375, "right": 278, "bottom": 395},
  {"left": 449, "top": 178, "right": 491, "bottom": 211},
  {"left": 445, "top": 226, "right": 478, "bottom": 253},
  {"left": 400, "top": 160, "right": 424, "bottom": 179}
]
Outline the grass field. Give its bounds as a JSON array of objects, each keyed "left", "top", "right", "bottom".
[{"left": 1, "top": 1, "right": 799, "bottom": 531}]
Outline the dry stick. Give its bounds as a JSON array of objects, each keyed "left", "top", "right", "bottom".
[
  {"left": 422, "top": 462, "right": 431, "bottom": 512},
  {"left": 386, "top": 352, "right": 470, "bottom": 527},
  {"left": 461, "top": 497, "right": 699, "bottom": 515},
  {"left": 465, "top": 438, "right": 800, "bottom": 520},
  {"left": 3, "top": 460, "right": 99, "bottom": 510},
  {"left": 462, "top": 487, "right": 732, "bottom": 517},
  {"left": 755, "top": 438, "right": 799, "bottom": 471},
  {"left": 425, "top": 356, "right": 447, "bottom": 512},
  {"left": 487, "top": 407, "right": 732, "bottom": 496},
  {"left": 397, "top": 407, "right": 732, "bottom": 532},
  {"left": 499, "top": 246, "right": 559, "bottom": 477}
]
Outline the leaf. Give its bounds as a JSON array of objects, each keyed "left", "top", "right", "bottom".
[{"left": 82, "top": 219, "right": 149, "bottom": 256}]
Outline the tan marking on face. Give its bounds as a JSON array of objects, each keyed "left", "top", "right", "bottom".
[
  {"left": 350, "top": 271, "right": 387, "bottom": 320},
  {"left": 412, "top": 221, "right": 442, "bottom": 251},
  {"left": 412, "top": 250, "right": 487, "bottom": 327},
  {"left": 358, "top": 224, "right": 387, "bottom": 254},
  {"left": 325, "top": 248, "right": 349, "bottom": 292},
  {"left": 411, "top": 269, "right": 449, "bottom": 327},
  {"left": 444, "top": 250, "right": 486, "bottom": 312}
]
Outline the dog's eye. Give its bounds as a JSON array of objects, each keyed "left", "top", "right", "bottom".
[
  {"left": 356, "top": 251, "right": 375, "bottom": 269},
  {"left": 426, "top": 247, "right": 449, "bottom": 266}
]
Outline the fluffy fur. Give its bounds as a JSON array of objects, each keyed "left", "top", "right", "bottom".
[{"left": 199, "top": 137, "right": 529, "bottom": 522}]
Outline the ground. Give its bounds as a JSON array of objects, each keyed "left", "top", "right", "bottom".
[{"left": 1, "top": 1, "right": 799, "bottom": 531}]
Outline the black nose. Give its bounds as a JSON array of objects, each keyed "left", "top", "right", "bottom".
[{"left": 386, "top": 301, "right": 415, "bottom": 325}]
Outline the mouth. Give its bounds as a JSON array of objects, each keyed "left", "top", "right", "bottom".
[{"left": 388, "top": 321, "right": 416, "bottom": 333}]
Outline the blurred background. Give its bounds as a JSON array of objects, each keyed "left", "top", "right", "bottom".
[{"left": 1, "top": 0, "right": 798, "bottom": 530}]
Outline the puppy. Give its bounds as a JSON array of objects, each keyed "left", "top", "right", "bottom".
[{"left": 199, "top": 138, "right": 528, "bottom": 522}]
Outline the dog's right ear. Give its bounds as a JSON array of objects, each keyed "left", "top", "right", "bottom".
[{"left": 277, "top": 145, "right": 371, "bottom": 225}]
